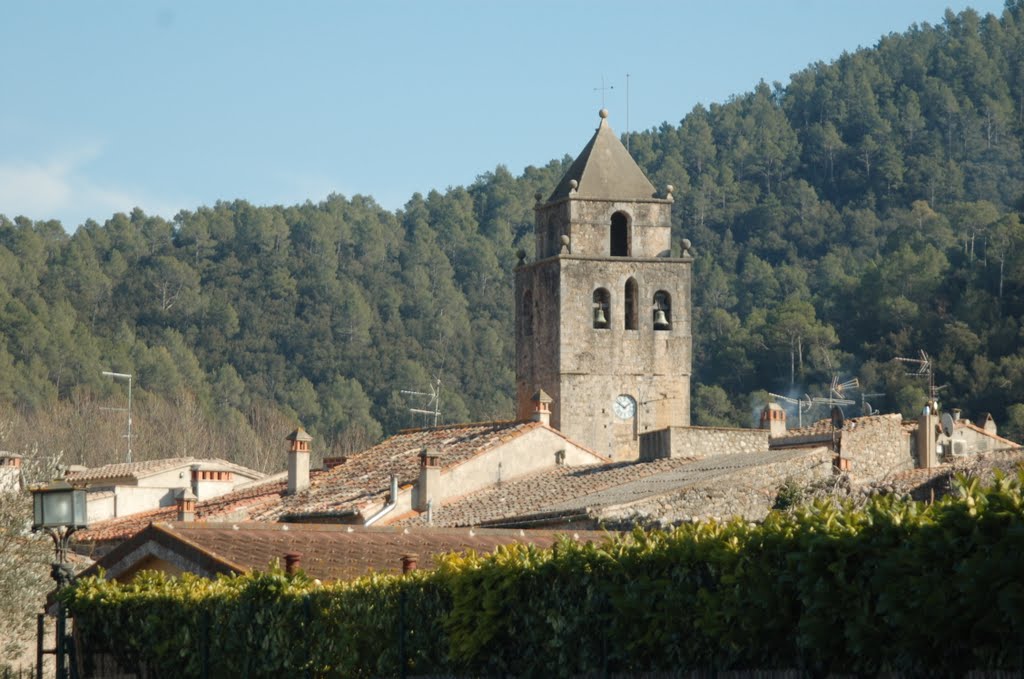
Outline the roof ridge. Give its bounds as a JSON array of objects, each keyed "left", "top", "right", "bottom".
[{"left": 397, "top": 419, "right": 528, "bottom": 435}]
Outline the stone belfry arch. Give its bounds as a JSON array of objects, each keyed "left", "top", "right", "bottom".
[{"left": 515, "top": 109, "right": 693, "bottom": 460}]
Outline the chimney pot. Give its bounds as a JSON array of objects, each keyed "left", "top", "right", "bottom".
[
  {"left": 285, "top": 552, "right": 302, "bottom": 575},
  {"left": 760, "top": 403, "right": 787, "bottom": 437},
  {"left": 286, "top": 427, "right": 312, "bottom": 495},
  {"left": 401, "top": 553, "right": 419, "bottom": 574},
  {"left": 176, "top": 488, "right": 197, "bottom": 522},
  {"left": 531, "top": 389, "right": 553, "bottom": 427}
]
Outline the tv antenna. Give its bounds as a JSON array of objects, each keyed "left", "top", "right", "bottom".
[
  {"left": 860, "top": 391, "right": 885, "bottom": 416},
  {"left": 594, "top": 76, "right": 614, "bottom": 108},
  {"left": 829, "top": 374, "right": 884, "bottom": 416},
  {"left": 401, "top": 376, "right": 442, "bottom": 428},
  {"left": 830, "top": 376, "right": 859, "bottom": 400},
  {"left": 101, "top": 371, "right": 133, "bottom": 463},
  {"left": 767, "top": 392, "right": 813, "bottom": 428},
  {"left": 894, "top": 350, "right": 942, "bottom": 403},
  {"left": 626, "top": 73, "right": 631, "bottom": 152}
]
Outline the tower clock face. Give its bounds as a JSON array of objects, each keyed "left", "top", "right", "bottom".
[{"left": 613, "top": 394, "right": 637, "bottom": 419}]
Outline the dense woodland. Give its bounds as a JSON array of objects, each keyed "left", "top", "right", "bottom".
[{"left": 3, "top": 5, "right": 1024, "bottom": 473}]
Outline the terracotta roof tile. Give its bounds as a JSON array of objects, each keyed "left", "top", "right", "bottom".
[
  {"left": 84, "top": 522, "right": 615, "bottom": 582},
  {"left": 75, "top": 421, "right": 550, "bottom": 542},
  {"left": 398, "top": 449, "right": 822, "bottom": 528},
  {"left": 254, "top": 420, "right": 547, "bottom": 521},
  {"left": 66, "top": 457, "right": 264, "bottom": 483},
  {"left": 75, "top": 478, "right": 287, "bottom": 542}
]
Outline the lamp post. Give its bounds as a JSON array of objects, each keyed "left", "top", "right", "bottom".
[
  {"left": 101, "top": 371, "right": 133, "bottom": 463},
  {"left": 30, "top": 477, "right": 88, "bottom": 679}
]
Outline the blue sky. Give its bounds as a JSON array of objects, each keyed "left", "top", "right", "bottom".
[{"left": 0, "top": 1, "right": 1008, "bottom": 230}]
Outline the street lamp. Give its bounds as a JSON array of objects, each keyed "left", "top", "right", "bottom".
[
  {"left": 101, "top": 371, "right": 133, "bottom": 463},
  {"left": 30, "top": 477, "right": 88, "bottom": 679}
]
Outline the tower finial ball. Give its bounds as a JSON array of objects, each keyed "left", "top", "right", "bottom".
[{"left": 599, "top": 108, "right": 608, "bottom": 119}]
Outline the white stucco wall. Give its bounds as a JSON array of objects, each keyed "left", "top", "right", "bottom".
[{"left": 373, "top": 426, "right": 605, "bottom": 525}]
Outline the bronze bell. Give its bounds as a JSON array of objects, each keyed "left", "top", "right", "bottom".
[
  {"left": 594, "top": 305, "right": 608, "bottom": 327},
  {"left": 653, "top": 308, "right": 670, "bottom": 329}
]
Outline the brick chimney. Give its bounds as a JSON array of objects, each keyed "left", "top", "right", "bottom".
[
  {"left": 284, "top": 552, "right": 302, "bottom": 575},
  {"left": 416, "top": 447, "right": 441, "bottom": 512},
  {"left": 176, "top": 487, "right": 197, "bottom": 522},
  {"left": 285, "top": 427, "right": 312, "bottom": 495},
  {"left": 760, "top": 402, "right": 787, "bottom": 437},
  {"left": 0, "top": 452, "right": 22, "bottom": 468},
  {"left": 531, "top": 389, "right": 552, "bottom": 427},
  {"left": 401, "top": 553, "right": 419, "bottom": 574}
]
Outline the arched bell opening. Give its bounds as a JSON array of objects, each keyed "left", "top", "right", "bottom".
[
  {"left": 593, "top": 288, "right": 611, "bottom": 329},
  {"left": 653, "top": 291, "right": 672, "bottom": 330}
]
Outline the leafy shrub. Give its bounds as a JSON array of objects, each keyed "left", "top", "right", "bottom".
[{"left": 64, "top": 473, "right": 1024, "bottom": 676}]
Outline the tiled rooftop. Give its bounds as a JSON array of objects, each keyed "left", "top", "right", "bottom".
[
  {"left": 75, "top": 478, "right": 287, "bottom": 542},
  {"left": 66, "top": 457, "right": 263, "bottom": 482},
  {"left": 400, "top": 449, "right": 824, "bottom": 527},
  {"left": 774, "top": 413, "right": 903, "bottom": 440},
  {"left": 75, "top": 420, "right": 551, "bottom": 542},
  {"left": 253, "top": 420, "right": 548, "bottom": 521},
  {"left": 85, "top": 522, "right": 615, "bottom": 582}
]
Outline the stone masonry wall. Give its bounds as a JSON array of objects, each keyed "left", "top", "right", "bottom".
[
  {"left": 639, "top": 426, "right": 770, "bottom": 461},
  {"left": 840, "top": 415, "right": 914, "bottom": 482},
  {"left": 600, "top": 447, "right": 834, "bottom": 526}
]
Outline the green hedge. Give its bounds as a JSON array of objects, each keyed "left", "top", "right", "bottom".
[{"left": 64, "top": 473, "right": 1024, "bottom": 677}]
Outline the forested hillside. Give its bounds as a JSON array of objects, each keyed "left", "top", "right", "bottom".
[{"left": 3, "top": 5, "right": 1024, "bottom": 472}]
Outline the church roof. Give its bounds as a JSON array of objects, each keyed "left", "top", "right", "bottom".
[{"left": 547, "top": 109, "right": 658, "bottom": 203}]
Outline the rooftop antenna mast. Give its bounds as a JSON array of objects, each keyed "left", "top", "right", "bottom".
[
  {"left": 101, "top": 371, "right": 133, "bottom": 463},
  {"left": 861, "top": 391, "right": 885, "bottom": 416},
  {"left": 830, "top": 376, "right": 859, "bottom": 400},
  {"left": 894, "top": 350, "right": 940, "bottom": 404},
  {"left": 767, "top": 392, "right": 813, "bottom": 428},
  {"left": 401, "top": 376, "right": 442, "bottom": 428},
  {"left": 594, "top": 76, "right": 614, "bottom": 109},
  {"left": 626, "top": 73, "right": 631, "bottom": 152}
]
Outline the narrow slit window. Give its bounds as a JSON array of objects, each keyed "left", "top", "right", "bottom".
[
  {"left": 593, "top": 288, "right": 611, "bottom": 329},
  {"left": 522, "top": 290, "right": 533, "bottom": 336},
  {"left": 610, "top": 212, "right": 629, "bottom": 256},
  {"left": 625, "top": 278, "right": 638, "bottom": 330}
]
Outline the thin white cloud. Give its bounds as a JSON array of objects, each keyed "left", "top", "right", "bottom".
[{"left": 0, "top": 144, "right": 180, "bottom": 229}]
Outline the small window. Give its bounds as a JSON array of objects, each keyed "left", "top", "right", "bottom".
[
  {"left": 593, "top": 288, "right": 611, "bottom": 329},
  {"left": 610, "top": 212, "right": 629, "bottom": 256},
  {"left": 653, "top": 291, "right": 671, "bottom": 330},
  {"left": 522, "top": 290, "right": 534, "bottom": 336},
  {"left": 624, "top": 278, "right": 638, "bottom": 330}
]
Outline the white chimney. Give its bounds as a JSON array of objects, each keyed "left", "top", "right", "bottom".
[
  {"left": 531, "top": 389, "right": 553, "bottom": 427},
  {"left": 416, "top": 447, "right": 442, "bottom": 512},
  {"left": 177, "top": 487, "right": 197, "bottom": 522},
  {"left": 285, "top": 427, "right": 312, "bottom": 495}
]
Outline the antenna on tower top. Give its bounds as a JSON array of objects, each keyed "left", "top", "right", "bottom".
[
  {"left": 594, "top": 76, "right": 614, "bottom": 109},
  {"left": 401, "top": 376, "right": 442, "bottom": 428},
  {"left": 626, "top": 73, "right": 631, "bottom": 152}
]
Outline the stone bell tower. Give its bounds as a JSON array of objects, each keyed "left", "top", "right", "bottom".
[{"left": 515, "top": 109, "right": 693, "bottom": 460}]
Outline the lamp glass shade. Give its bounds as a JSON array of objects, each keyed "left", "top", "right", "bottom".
[{"left": 32, "top": 486, "right": 88, "bottom": 530}]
